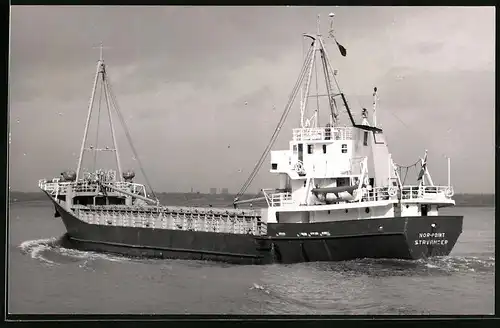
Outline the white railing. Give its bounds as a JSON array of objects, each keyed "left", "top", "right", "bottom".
[
  {"left": 292, "top": 127, "right": 354, "bottom": 142},
  {"left": 399, "top": 185, "right": 454, "bottom": 200},
  {"left": 38, "top": 180, "right": 73, "bottom": 195},
  {"left": 262, "top": 189, "right": 294, "bottom": 207},
  {"left": 355, "top": 185, "right": 455, "bottom": 203},
  {"left": 99, "top": 181, "right": 147, "bottom": 196},
  {"left": 261, "top": 184, "right": 454, "bottom": 208},
  {"left": 72, "top": 205, "right": 267, "bottom": 236},
  {"left": 362, "top": 186, "right": 391, "bottom": 201},
  {"left": 38, "top": 179, "right": 147, "bottom": 197}
]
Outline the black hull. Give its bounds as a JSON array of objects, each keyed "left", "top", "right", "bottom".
[{"left": 49, "top": 195, "right": 463, "bottom": 265}]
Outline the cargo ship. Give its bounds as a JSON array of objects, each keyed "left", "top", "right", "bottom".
[{"left": 38, "top": 14, "right": 463, "bottom": 264}]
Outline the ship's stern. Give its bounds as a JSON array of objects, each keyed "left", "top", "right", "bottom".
[{"left": 404, "top": 215, "right": 463, "bottom": 259}]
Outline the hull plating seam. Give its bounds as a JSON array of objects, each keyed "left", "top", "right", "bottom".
[
  {"left": 262, "top": 232, "right": 401, "bottom": 241},
  {"left": 68, "top": 236, "right": 263, "bottom": 259}
]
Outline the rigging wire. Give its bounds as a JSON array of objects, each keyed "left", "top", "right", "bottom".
[
  {"left": 314, "top": 49, "right": 320, "bottom": 120},
  {"left": 318, "top": 49, "right": 337, "bottom": 123},
  {"left": 235, "top": 32, "right": 438, "bottom": 198},
  {"left": 319, "top": 37, "right": 351, "bottom": 121},
  {"left": 92, "top": 74, "right": 104, "bottom": 172},
  {"left": 103, "top": 71, "right": 159, "bottom": 202},
  {"left": 385, "top": 108, "right": 447, "bottom": 167},
  {"left": 395, "top": 158, "right": 421, "bottom": 169},
  {"left": 237, "top": 47, "right": 313, "bottom": 197},
  {"left": 235, "top": 44, "right": 315, "bottom": 198}
]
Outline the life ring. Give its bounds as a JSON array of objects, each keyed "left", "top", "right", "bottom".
[
  {"left": 445, "top": 187, "right": 454, "bottom": 198},
  {"left": 294, "top": 161, "right": 304, "bottom": 173},
  {"left": 363, "top": 176, "right": 370, "bottom": 186},
  {"left": 388, "top": 187, "right": 397, "bottom": 197}
]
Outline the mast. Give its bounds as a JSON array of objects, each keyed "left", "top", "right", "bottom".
[
  {"left": 299, "top": 36, "right": 305, "bottom": 127},
  {"left": 314, "top": 14, "right": 321, "bottom": 127},
  {"left": 447, "top": 156, "right": 451, "bottom": 187},
  {"left": 300, "top": 37, "right": 317, "bottom": 128},
  {"left": 235, "top": 13, "right": 350, "bottom": 200},
  {"left": 76, "top": 43, "right": 123, "bottom": 182},
  {"left": 373, "top": 87, "right": 378, "bottom": 127},
  {"left": 76, "top": 60, "right": 101, "bottom": 181}
]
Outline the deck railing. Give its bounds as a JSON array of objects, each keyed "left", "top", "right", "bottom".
[
  {"left": 398, "top": 185, "right": 453, "bottom": 200},
  {"left": 262, "top": 185, "right": 454, "bottom": 207},
  {"left": 262, "top": 189, "right": 294, "bottom": 207},
  {"left": 292, "top": 127, "right": 353, "bottom": 142},
  {"left": 351, "top": 185, "right": 454, "bottom": 203},
  {"left": 38, "top": 179, "right": 147, "bottom": 197},
  {"left": 71, "top": 205, "right": 267, "bottom": 236}
]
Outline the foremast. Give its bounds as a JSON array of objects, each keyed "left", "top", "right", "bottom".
[
  {"left": 40, "top": 42, "right": 160, "bottom": 206},
  {"left": 76, "top": 43, "right": 123, "bottom": 182}
]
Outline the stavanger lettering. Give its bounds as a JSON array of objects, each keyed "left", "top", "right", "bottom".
[{"left": 414, "top": 232, "right": 448, "bottom": 246}]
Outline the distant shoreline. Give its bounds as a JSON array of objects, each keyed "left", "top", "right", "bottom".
[{"left": 9, "top": 191, "right": 495, "bottom": 208}]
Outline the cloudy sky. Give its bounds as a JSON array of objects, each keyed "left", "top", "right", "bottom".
[{"left": 9, "top": 6, "right": 495, "bottom": 194}]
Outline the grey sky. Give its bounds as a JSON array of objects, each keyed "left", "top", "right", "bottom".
[{"left": 9, "top": 6, "right": 495, "bottom": 194}]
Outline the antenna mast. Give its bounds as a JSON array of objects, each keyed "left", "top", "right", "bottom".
[
  {"left": 373, "top": 86, "right": 378, "bottom": 127},
  {"left": 75, "top": 43, "right": 123, "bottom": 182},
  {"left": 317, "top": 14, "right": 321, "bottom": 35},
  {"left": 235, "top": 12, "right": 351, "bottom": 199}
]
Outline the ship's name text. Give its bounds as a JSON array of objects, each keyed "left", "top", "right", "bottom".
[
  {"left": 414, "top": 232, "right": 448, "bottom": 246},
  {"left": 419, "top": 232, "right": 446, "bottom": 238}
]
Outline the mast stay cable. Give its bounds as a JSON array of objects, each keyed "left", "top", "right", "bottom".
[
  {"left": 103, "top": 69, "right": 159, "bottom": 202},
  {"left": 235, "top": 42, "right": 316, "bottom": 200}
]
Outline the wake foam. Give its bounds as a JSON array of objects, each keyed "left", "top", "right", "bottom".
[
  {"left": 420, "top": 255, "right": 495, "bottom": 273},
  {"left": 19, "top": 237, "right": 59, "bottom": 265},
  {"left": 18, "top": 237, "right": 131, "bottom": 266}
]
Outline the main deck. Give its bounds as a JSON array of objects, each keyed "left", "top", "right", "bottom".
[{"left": 70, "top": 204, "right": 266, "bottom": 235}]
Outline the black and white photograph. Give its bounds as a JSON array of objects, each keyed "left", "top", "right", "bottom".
[{"left": 8, "top": 5, "right": 494, "bottom": 315}]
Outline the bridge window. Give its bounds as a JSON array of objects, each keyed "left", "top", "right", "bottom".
[
  {"left": 341, "top": 144, "right": 347, "bottom": 153},
  {"left": 322, "top": 144, "right": 327, "bottom": 154},
  {"left": 272, "top": 163, "right": 277, "bottom": 170},
  {"left": 307, "top": 144, "right": 313, "bottom": 154},
  {"left": 363, "top": 132, "right": 368, "bottom": 146}
]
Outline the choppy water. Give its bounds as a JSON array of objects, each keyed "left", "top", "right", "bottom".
[{"left": 8, "top": 202, "right": 494, "bottom": 315}]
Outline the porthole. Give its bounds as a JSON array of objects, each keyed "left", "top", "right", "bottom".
[{"left": 365, "top": 207, "right": 370, "bottom": 214}]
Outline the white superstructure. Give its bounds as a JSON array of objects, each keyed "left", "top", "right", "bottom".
[{"left": 235, "top": 14, "right": 456, "bottom": 224}]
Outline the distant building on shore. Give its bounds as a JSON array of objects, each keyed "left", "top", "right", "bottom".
[
  {"left": 209, "top": 188, "right": 217, "bottom": 195},
  {"left": 221, "top": 188, "right": 229, "bottom": 195}
]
